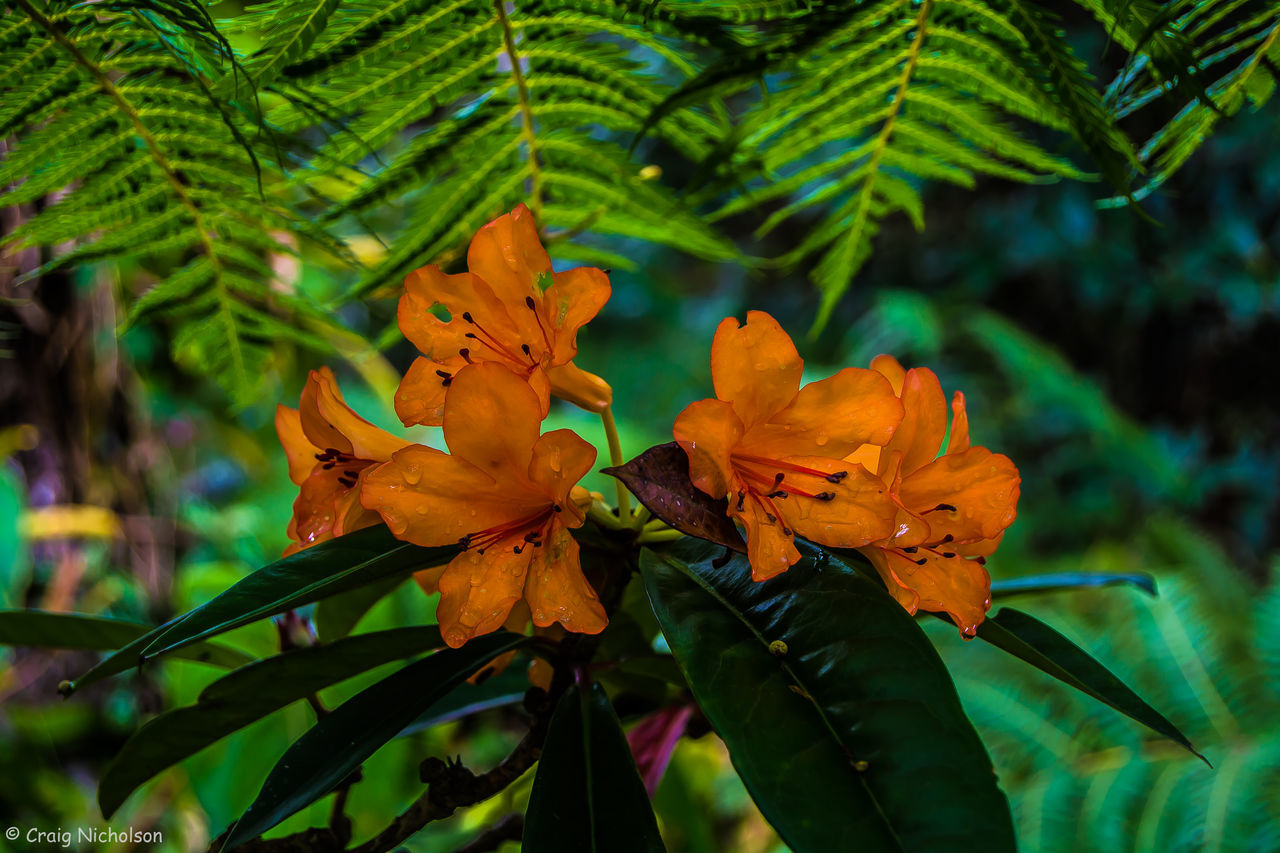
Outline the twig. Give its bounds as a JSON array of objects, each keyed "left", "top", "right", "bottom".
[{"left": 449, "top": 813, "right": 524, "bottom": 853}]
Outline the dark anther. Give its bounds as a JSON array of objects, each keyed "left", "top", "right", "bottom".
[
  {"left": 932, "top": 503, "right": 957, "bottom": 512},
  {"left": 825, "top": 470, "right": 849, "bottom": 483},
  {"left": 462, "top": 312, "right": 475, "bottom": 323},
  {"left": 477, "top": 548, "right": 487, "bottom": 555},
  {"left": 552, "top": 504, "right": 563, "bottom": 512},
  {"left": 343, "top": 470, "right": 360, "bottom": 478},
  {"left": 815, "top": 492, "right": 836, "bottom": 501},
  {"left": 314, "top": 451, "right": 332, "bottom": 461},
  {"left": 975, "top": 556, "right": 987, "bottom": 565},
  {"left": 902, "top": 546, "right": 918, "bottom": 553},
  {"left": 765, "top": 513, "right": 777, "bottom": 523},
  {"left": 324, "top": 448, "right": 340, "bottom": 455},
  {"left": 781, "top": 526, "right": 794, "bottom": 537},
  {"left": 941, "top": 533, "right": 954, "bottom": 543},
  {"left": 458, "top": 535, "right": 472, "bottom": 547},
  {"left": 459, "top": 348, "right": 473, "bottom": 363},
  {"left": 322, "top": 461, "right": 336, "bottom": 470},
  {"left": 435, "top": 369, "right": 451, "bottom": 379},
  {"left": 521, "top": 343, "right": 532, "bottom": 355},
  {"left": 603, "top": 268, "right": 612, "bottom": 275},
  {"left": 513, "top": 545, "right": 524, "bottom": 554},
  {"left": 525, "top": 296, "right": 536, "bottom": 310},
  {"left": 524, "top": 531, "right": 541, "bottom": 542},
  {"left": 736, "top": 491, "right": 746, "bottom": 512},
  {"left": 772, "top": 472, "right": 785, "bottom": 487},
  {"left": 767, "top": 490, "right": 788, "bottom": 499},
  {"left": 913, "top": 557, "right": 927, "bottom": 565},
  {"left": 441, "top": 378, "right": 452, "bottom": 387},
  {"left": 464, "top": 332, "right": 479, "bottom": 340},
  {"left": 941, "top": 552, "right": 956, "bottom": 559}
]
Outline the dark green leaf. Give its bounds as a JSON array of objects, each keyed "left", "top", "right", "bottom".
[
  {"left": 313, "top": 575, "right": 407, "bottom": 642},
  {"left": 990, "top": 572, "right": 1156, "bottom": 599},
  {"left": 98, "top": 626, "right": 444, "bottom": 819},
  {"left": 977, "top": 607, "right": 1206, "bottom": 762},
  {"left": 0, "top": 611, "right": 255, "bottom": 683},
  {"left": 397, "top": 666, "right": 530, "bottom": 739},
  {"left": 640, "top": 538, "right": 1015, "bottom": 853},
  {"left": 67, "top": 525, "right": 456, "bottom": 694},
  {"left": 221, "top": 631, "right": 523, "bottom": 850},
  {"left": 602, "top": 442, "right": 745, "bottom": 552},
  {"left": 523, "top": 681, "right": 666, "bottom": 853}
]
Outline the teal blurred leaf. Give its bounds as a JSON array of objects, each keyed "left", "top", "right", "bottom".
[
  {"left": 523, "top": 681, "right": 666, "bottom": 853},
  {"left": 991, "top": 572, "right": 1157, "bottom": 598},
  {"left": 977, "top": 607, "right": 1205, "bottom": 761},
  {"left": 221, "top": 631, "right": 523, "bottom": 850},
  {"left": 98, "top": 625, "right": 444, "bottom": 819},
  {"left": 639, "top": 538, "right": 1015, "bottom": 853},
  {"left": 67, "top": 525, "right": 456, "bottom": 694},
  {"left": 0, "top": 610, "right": 254, "bottom": 671}
]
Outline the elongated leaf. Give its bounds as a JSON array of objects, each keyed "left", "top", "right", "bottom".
[
  {"left": 67, "top": 525, "right": 456, "bottom": 693},
  {"left": 640, "top": 539, "right": 1015, "bottom": 853},
  {"left": 314, "top": 575, "right": 407, "bottom": 642},
  {"left": 977, "top": 607, "right": 1206, "bottom": 762},
  {"left": 98, "top": 626, "right": 444, "bottom": 819},
  {"left": 990, "top": 572, "right": 1156, "bottom": 598},
  {"left": 0, "top": 610, "right": 253, "bottom": 671},
  {"left": 397, "top": 666, "right": 531, "bottom": 739},
  {"left": 523, "top": 681, "right": 666, "bottom": 853},
  {"left": 602, "top": 442, "right": 745, "bottom": 552},
  {"left": 221, "top": 631, "right": 524, "bottom": 850}
]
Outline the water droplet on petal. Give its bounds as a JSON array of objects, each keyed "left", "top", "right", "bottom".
[
  {"left": 815, "top": 432, "right": 829, "bottom": 447},
  {"left": 402, "top": 462, "right": 423, "bottom": 485}
]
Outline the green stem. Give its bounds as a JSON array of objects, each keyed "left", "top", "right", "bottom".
[
  {"left": 600, "top": 406, "right": 633, "bottom": 524},
  {"left": 636, "top": 528, "right": 685, "bottom": 545},
  {"left": 587, "top": 500, "right": 627, "bottom": 531}
]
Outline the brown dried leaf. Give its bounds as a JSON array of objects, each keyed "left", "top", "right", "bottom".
[{"left": 603, "top": 442, "right": 746, "bottom": 552}]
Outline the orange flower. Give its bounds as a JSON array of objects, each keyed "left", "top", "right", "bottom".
[
  {"left": 361, "top": 362, "right": 607, "bottom": 648},
  {"left": 275, "top": 368, "right": 410, "bottom": 556},
  {"left": 673, "top": 311, "right": 904, "bottom": 581},
  {"left": 848, "top": 355, "right": 1020, "bottom": 636},
  {"left": 394, "top": 204, "right": 612, "bottom": 426}
]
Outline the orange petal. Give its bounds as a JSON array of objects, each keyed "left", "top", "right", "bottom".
[
  {"left": 736, "top": 499, "right": 801, "bottom": 581},
  {"left": 414, "top": 564, "right": 446, "bottom": 596},
  {"left": 442, "top": 363, "right": 543, "bottom": 481},
  {"left": 528, "top": 428, "right": 597, "bottom": 522},
  {"left": 360, "top": 447, "right": 544, "bottom": 546},
  {"left": 860, "top": 546, "right": 921, "bottom": 614},
  {"left": 394, "top": 355, "right": 461, "bottom": 427},
  {"left": 467, "top": 204, "right": 553, "bottom": 349},
  {"left": 955, "top": 531, "right": 1003, "bottom": 558},
  {"left": 746, "top": 367, "right": 903, "bottom": 459},
  {"left": 546, "top": 360, "right": 613, "bottom": 412},
  {"left": 332, "top": 469, "right": 383, "bottom": 537},
  {"left": 867, "top": 547, "right": 991, "bottom": 636},
  {"left": 545, "top": 266, "right": 611, "bottom": 364},
  {"left": 275, "top": 405, "right": 317, "bottom": 486},
  {"left": 673, "top": 398, "right": 744, "bottom": 499},
  {"left": 774, "top": 456, "right": 897, "bottom": 549},
  {"left": 878, "top": 367, "right": 948, "bottom": 478},
  {"left": 947, "top": 391, "right": 970, "bottom": 455},
  {"left": 436, "top": 543, "right": 529, "bottom": 648},
  {"left": 287, "top": 466, "right": 350, "bottom": 553},
  {"left": 711, "top": 311, "right": 804, "bottom": 430},
  {"left": 400, "top": 265, "right": 522, "bottom": 364},
  {"left": 468, "top": 600, "right": 531, "bottom": 683},
  {"left": 899, "top": 447, "right": 1020, "bottom": 543},
  {"left": 524, "top": 524, "right": 607, "bottom": 635},
  {"left": 870, "top": 354, "right": 907, "bottom": 395},
  {"left": 303, "top": 368, "right": 408, "bottom": 462}
]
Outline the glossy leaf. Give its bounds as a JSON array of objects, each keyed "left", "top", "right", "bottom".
[
  {"left": 313, "top": 575, "right": 406, "bottom": 642},
  {"left": 977, "top": 607, "right": 1206, "bottom": 762},
  {"left": 640, "top": 538, "right": 1015, "bottom": 853},
  {"left": 603, "top": 442, "right": 745, "bottom": 552},
  {"left": 396, "top": 665, "right": 530, "bottom": 738},
  {"left": 221, "top": 631, "right": 523, "bottom": 850},
  {"left": 991, "top": 572, "right": 1156, "bottom": 599},
  {"left": 523, "top": 681, "right": 666, "bottom": 853},
  {"left": 98, "top": 626, "right": 444, "bottom": 819},
  {"left": 67, "top": 525, "right": 456, "bottom": 694},
  {"left": 0, "top": 610, "right": 253, "bottom": 671}
]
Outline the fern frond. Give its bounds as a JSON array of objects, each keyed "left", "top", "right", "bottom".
[{"left": 0, "top": 1, "right": 344, "bottom": 406}]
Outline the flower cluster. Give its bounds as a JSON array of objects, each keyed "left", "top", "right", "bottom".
[{"left": 277, "top": 205, "right": 1020, "bottom": 648}]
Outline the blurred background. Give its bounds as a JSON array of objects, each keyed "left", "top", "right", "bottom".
[{"left": 2, "top": 10, "right": 1279, "bottom": 853}]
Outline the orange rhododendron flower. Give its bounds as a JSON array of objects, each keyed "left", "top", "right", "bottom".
[
  {"left": 848, "top": 355, "right": 1021, "bottom": 636},
  {"left": 395, "top": 204, "right": 612, "bottom": 427},
  {"left": 673, "top": 311, "right": 904, "bottom": 581},
  {"left": 275, "top": 368, "right": 410, "bottom": 556},
  {"left": 361, "top": 362, "right": 607, "bottom": 648}
]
